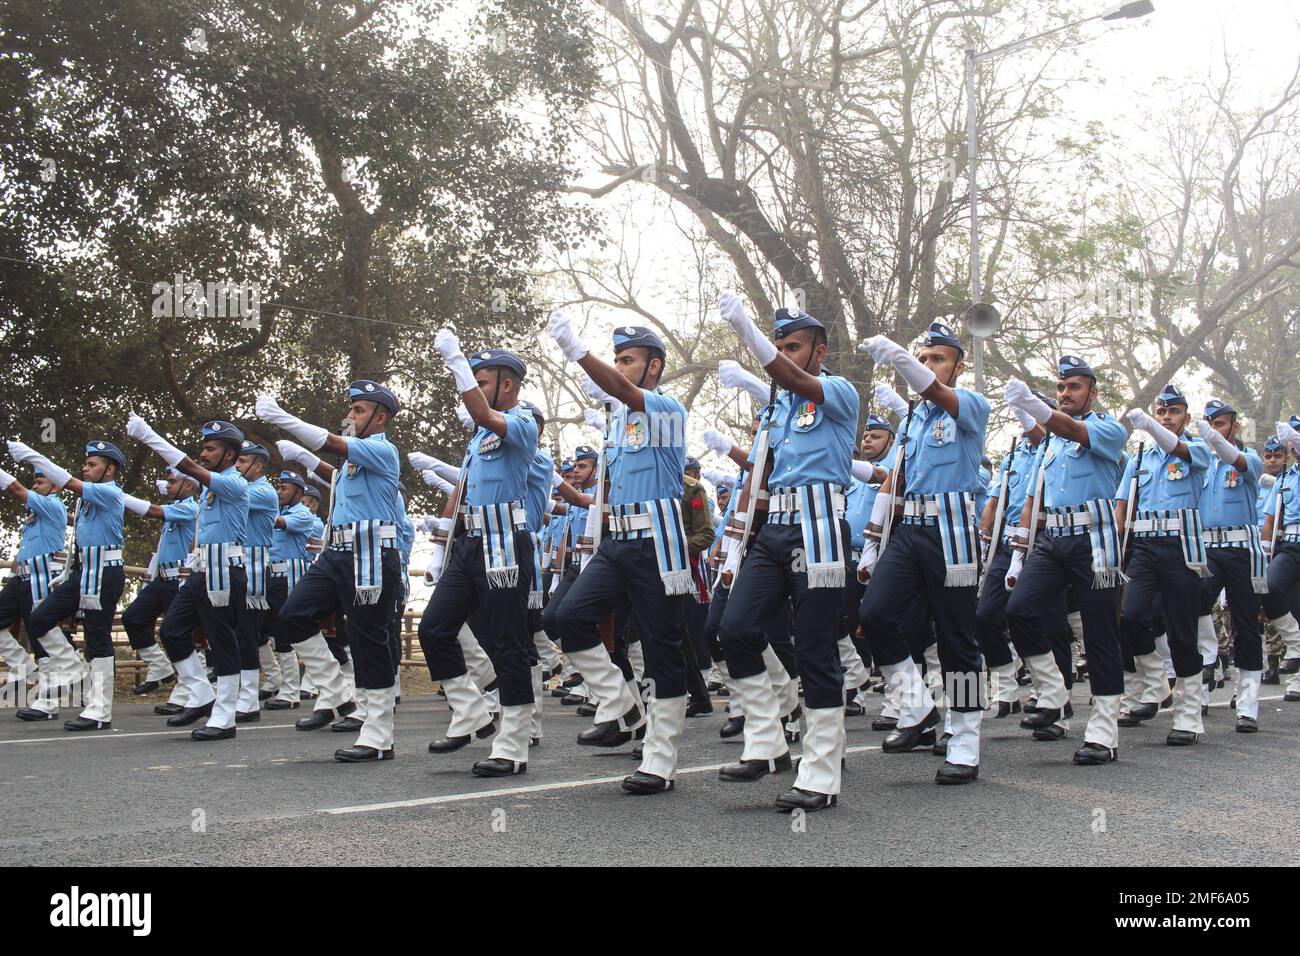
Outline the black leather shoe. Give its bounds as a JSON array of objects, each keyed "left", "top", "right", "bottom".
[
  {"left": 870, "top": 715, "right": 898, "bottom": 731},
  {"left": 428, "top": 719, "right": 496, "bottom": 753},
  {"left": 621, "top": 771, "right": 673, "bottom": 794},
  {"left": 1262, "top": 656, "right": 1280, "bottom": 684},
  {"left": 1032, "top": 724, "right": 1066, "bottom": 741},
  {"left": 1160, "top": 694, "right": 1173, "bottom": 710},
  {"left": 63, "top": 716, "right": 110, "bottom": 732},
  {"left": 258, "top": 688, "right": 275, "bottom": 701},
  {"left": 1166, "top": 729, "right": 1198, "bottom": 746},
  {"left": 575, "top": 702, "right": 597, "bottom": 718},
  {"left": 935, "top": 762, "right": 979, "bottom": 784},
  {"left": 1073, "top": 742, "right": 1117, "bottom": 764},
  {"left": 190, "top": 725, "right": 236, "bottom": 740},
  {"left": 932, "top": 732, "right": 951, "bottom": 756},
  {"left": 562, "top": 673, "right": 584, "bottom": 687},
  {"left": 775, "top": 787, "right": 836, "bottom": 812},
  {"left": 882, "top": 708, "right": 939, "bottom": 753},
  {"left": 1064, "top": 701, "right": 1074, "bottom": 718},
  {"left": 299, "top": 690, "right": 318, "bottom": 700},
  {"left": 133, "top": 674, "right": 175, "bottom": 695},
  {"left": 1285, "top": 691, "right": 1300, "bottom": 702},
  {"left": 782, "top": 706, "right": 803, "bottom": 744},
  {"left": 16, "top": 708, "right": 58, "bottom": 721},
  {"left": 264, "top": 698, "right": 300, "bottom": 710},
  {"left": 994, "top": 700, "right": 1022, "bottom": 718},
  {"left": 530, "top": 736, "right": 541, "bottom": 747},
  {"left": 561, "top": 693, "right": 585, "bottom": 706},
  {"left": 1280, "top": 656, "right": 1300, "bottom": 674},
  {"left": 1125, "top": 701, "right": 1159, "bottom": 723},
  {"left": 235, "top": 710, "right": 260, "bottom": 724},
  {"left": 686, "top": 699, "right": 714, "bottom": 717},
  {"left": 154, "top": 702, "right": 185, "bottom": 716},
  {"left": 1020, "top": 706, "right": 1062, "bottom": 730},
  {"left": 331, "top": 716, "right": 363, "bottom": 732},
  {"left": 578, "top": 720, "right": 632, "bottom": 747},
  {"left": 1235, "top": 716, "right": 1258, "bottom": 733},
  {"left": 167, "top": 701, "right": 214, "bottom": 727},
  {"left": 1201, "top": 704, "right": 1210, "bottom": 716},
  {"left": 1015, "top": 665, "right": 1031, "bottom": 686},
  {"left": 473, "top": 757, "right": 526, "bottom": 777},
  {"left": 295, "top": 708, "right": 336, "bottom": 731},
  {"left": 844, "top": 700, "right": 865, "bottom": 717},
  {"left": 1022, "top": 698, "right": 1039, "bottom": 713},
  {"left": 335, "top": 745, "right": 394, "bottom": 762},
  {"left": 707, "top": 681, "right": 727, "bottom": 694},
  {"left": 718, "top": 752, "right": 793, "bottom": 781},
  {"left": 719, "top": 715, "right": 746, "bottom": 738},
  {"left": 550, "top": 686, "right": 571, "bottom": 698}
]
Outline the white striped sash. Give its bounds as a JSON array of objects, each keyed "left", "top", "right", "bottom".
[
  {"left": 468, "top": 500, "right": 527, "bottom": 590},
  {"left": 1080, "top": 499, "right": 1126, "bottom": 589},
  {"left": 351, "top": 519, "right": 390, "bottom": 605},
  {"left": 77, "top": 545, "right": 122, "bottom": 611},
  {"left": 23, "top": 553, "right": 58, "bottom": 605},
  {"left": 935, "top": 492, "right": 979, "bottom": 588},
  {"left": 769, "top": 482, "right": 847, "bottom": 590},
  {"left": 245, "top": 545, "right": 270, "bottom": 610},
  {"left": 609, "top": 499, "right": 693, "bottom": 596},
  {"left": 204, "top": 542, "right": 240, "bottom": 607}
]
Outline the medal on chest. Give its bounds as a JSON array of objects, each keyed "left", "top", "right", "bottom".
[
  {"left": 1167, "top": 460, "right": 1187, "bottom": 481},
  {"left": 477, "top": 432, "right": 501, "bottom": 455},
  {"left": 932, "top": 420, "right": 945, "bottom": 442},
  {"left": 346, "top": 461, "right": 360, "bottom": 478},
  {"left": 794, "top": 401, "right": 816, "bottom": 429},
  {"left": 1224, "top": 468, "right": 1239, "bottom": 489},
  {"left": 206, "top": 490, "right": 216, "bottom": 507},
  {"left": 624, "top": 412, "right": 648, "bottom": 451}
]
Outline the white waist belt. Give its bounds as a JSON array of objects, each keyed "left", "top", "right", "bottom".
[
  {"left": 269, "top": 561, "right": 292, "bottom": 574},
  {"left": 1202, "top": 527, "right": 1252, "bottom": 546},
  {"left": 1284, "top": 523, "right": 1300, "bottom": 537},
  {"left": 768, "top": 489, "right": 847, "bottom": 514},
  {"left": 1131, "top": 517, "right": 1182, "bottom": 533},
  {"left": 902, "top": 499, "right": 942, "bottom": 518},
  {"left": 16, "top": 561, "right": 64, "bottom": 579},
  {"left": 1043, "top": 511, "right": 1093, "bottom": 529},
  {"left": 463, "top": 508, "right": 528, "bottom": 534},
  {"left": 329, "top": 526, "right": 397, "bottom": 546},
  {"left": 609, "top": 512, "right": 654, "bottom": 534}
]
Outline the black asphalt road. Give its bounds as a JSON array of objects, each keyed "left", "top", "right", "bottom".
[{"left": 3, "top": 682, "right": 1296, "bottom": 866}]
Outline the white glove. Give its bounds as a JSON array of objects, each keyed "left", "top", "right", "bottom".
[
  {"left": 420, "top": 515, "right": 438, "bottom": 534},
  {"left": 720, "top": 537, "right": 743, "bottom": 584},
  {"left": 1126, "top": 409, "right": 1178, "bottom": 454},
  {"left": 421, "top": 470, "right": 455, "bottom": 495},
  {"left": 126, "top": 413, "right": 185, "bottom": 468},
  {"left": 718, "top": 359, "right": 770, "bottom": 404},
  {"left": 860, "top": 335, "right": 936, "bottom": 394},
  {"left": 433, "top": 329, "right": 478, "bottom": 394},
  {"left": 873, "top": 383, "right": 909, "bottom": 419},
  {"left": 6, "top": 442, "right": 71, "bottom": 488},
  {"left": 549, "top": 573, "right": 560, "bottom": 594},
  {"left": 122, "top": 494, "right": 151, "bottom": 516},
  {"left": 581, "top": 373, "right": 612, "bottom": 404},
  {"left": 155, "top": 479, "right": 170, "bottom": 496},
  {"left": 719, "top": 292, "right": 778, "bottom": 366},
  {"left": 1004, "top": 550, "right": 1025, "bottom": 589},
  {"left": 1260, "top": 473, "right": 1276, "bottom": 490},
  {"left": 850, "top": 459, "right": 880, "bottom": 483},
  {"left": 701, "top": 468, "right": 735, "bottom": 489},
  {"left": 1277, "top": 421, "right": 1300, "bottom": 456},
  {"left": 702, "top": 428, "right": 733, "bottom": 457},
  {"left": 584, "top": 408, "right": 607, "bottom": 432},
  {"left": 277, "top": 440, "right": 321, "bottom": 474},
  {"left": 548, "top": 309, "right": 589, "bottom": 362},
  {"left": 426, "top": 516, "right": 454, "bottom": 584},
  {"left": 856, "top": 537, "right": 880, "bottom": 582},
  {"left": 408, "top": 451, "right": 448, "bottom": 474},
  {"left": 551, "top": 471, "right": 563, "bottom": 491},
  {"left": 1261, "top": 538, "right": 1274, "bottom": 557},
  {"left": 1014, "top": 407, "right": 1037, "bottom": 433},
  {"left": 1194, "top": 419, "right": 1239, "bottom": 465},
  {"left": 0, "top": 467, "right": 14, "bottom": 492},
  {"left": 1005, "top": 377, "right": 1052, "bottom": 425},
  {"left": 456, "top": 403, "right": 475, "bottom": 430},
  {"left": 255, "top": 394, "right": 329, "bottom": 451}
]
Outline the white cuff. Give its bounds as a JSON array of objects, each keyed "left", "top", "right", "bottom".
[
  {"left": 868, "top": 484, "right": 892, "bottom": 527},
  {"left": 122, "top": 494, "right": 151, "bottom": 516},
  {"left": 850, "top": 459, "right": 876, "bottom": 483},
  {"left": 0, "top": 467, "right": 13, "bottom": 491},
  {"left": 445, "top": 352, "right": 478, "bottom": 394},
  {"left": 286, "top": 419, "right": 330, "bottom": 452},
  {"left": 892, "top": 350, "right": 937, "bottom": 394}
]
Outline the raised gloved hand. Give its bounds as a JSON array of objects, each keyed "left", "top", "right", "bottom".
[
  {"left": 456, "top": 404, "right": 475, "bottom": 430},
  {"left": 433, "top": 329, "right": 478, "bottom": 394},
  {"left": 277, "top": 439, "right": 321, "bottom": 474},
  {"left": 122, "top": 494, "right": 151, "bottom": 516},
  {"left": 718, "top": 359, "right": 770, "bottom": 404},
  {"left": 256, "top": 394, "right": 329, "bottom": 450},
  {"left": 1277, "top": 421, "right": 1300, "bottom": 456},
  {"left": 701, "top": 468, "right": 736, "bottom": 489},
  {"left": 126, "top": 413, "right": 186, "bottom": 468},
  {"left": 155, "top": 479, "right": 170, "bottom": 496},
  {"left": 581, "top": 373, "right": 612, "bottom": 404},
  {"left": 860, "top": 335, "right": 936, "bottom": 394},
  {"left": 584, "top": 408, "right": 607, "bottom": 432},
  {"left": 1005, "top": 377, "right": 1052, "bottom": 425},
  {"left": 408, "top": 451, "right": 442, "bottom": 473},
  {"left": 719, "top": 292, "right": 778, "bottom": 366},
  {"left": 1194, "top": 419, "right": 1239, "bottom": 465},
  {"left": 702, "top": 428, "right": 733, "bottom": 457},
  {"left": 421, "top": 470, "right": 455, "bottom": 495},
  {"left": 0, "top": 467, "right": 14, "bottom": 492},
  {"left": 873, "top": 382, "right": 909, "bottom": 419},
  {"left": 1126, "top": 408, "right": 1178, "bottom": 454},
  {"left": 548, "top": 309, "right": 589, "bottom": 363}
]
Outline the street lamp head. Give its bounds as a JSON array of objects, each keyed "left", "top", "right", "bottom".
[{"left": 1102, "top": 1, "right": 1154, "bottom": 21}]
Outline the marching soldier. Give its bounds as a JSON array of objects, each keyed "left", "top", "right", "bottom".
[
  {"left": 1191, "top": 400, "right": 1266, "bottom": 731},
  {"left": 418, "top": 338, "right": 538, "bottom": 776},
  {"left": 263, "top": 470, "right": 316, "bottom": 711},
  {"left": 1258, "top": 433, "right": 1290, "bottom": 682},
  {"left": 119, "top": 469, "right": 199, "bottom": 702},
  {"left": 236, "top": 442, "right": 278, "bottom": 721},
  {"left": 1263, "top": 419, "right": 1300, "bottom": 704},
  {"left": 857, "top": 322, "right": 990, "bottom": 785},
  {"left": 255, "top": 381, "right": 403, "bottom": 760},
  {"left": 546, "top": 313, "right": 691, "bottom": 795},
  {"left": 8, "top": 439, "right": 127, "bottom": 731},
  {"left": 1116, "top": 385, "right": 1212, "bottom": 746},
  {"left": 1003, "top": 358, "right": 1128, "bottom": 763},
  {"left": 126, "top": 418, "right": 250, "bottom": 739},
  {"left": 714, "top": 294, "right": 859, "bottom": 812},
  {"left": 0, "top": 464, "right": 68, "bottom": 695}
]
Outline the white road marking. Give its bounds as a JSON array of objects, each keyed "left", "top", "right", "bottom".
[
  {"left": 320, "top": 745, "right": 886, "bottom": 815},
  {"left": 0, "top": 722, "right": 302, "bottom": 745}
]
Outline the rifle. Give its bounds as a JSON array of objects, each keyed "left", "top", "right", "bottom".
[
  {"left": 878, "top": 400, "right": 915, "bottom": 556},
  {"left": 1119, "top": 442, "right": 1146, "bottom": 570},
  {"left": 722, "top": 423, "right": 770, "bottom": 590},
  {"left": 977, "top": 437, "right": 1019, "bottom": 589}
]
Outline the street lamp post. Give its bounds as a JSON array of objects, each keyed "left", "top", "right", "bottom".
[{"left": 963, "top": 1, "right": 1154, "bottom": 394}]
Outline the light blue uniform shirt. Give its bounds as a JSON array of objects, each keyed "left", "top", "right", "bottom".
[
  {"left": 1264, "top": 465, "right": 1299, "bottom": 528},
  {"left": 310, "top": 515, "right": 326, "bottom": 540},
  {"left": 1199, "top": 448, "right": 1262, "bottom": 529},
  {"left": 396, "top": 497, "right": 415, "bottom": 564},
  {"left": 17, "top": 492, "right": 68, "bottom": 560},
  {"left": 1028, "top": 412, "right": 1127, "bottom": 509},
  {"left": 900, "top": 390, "right": 991, "bottom": 495},
  {"left": 333, "top": 432, "right": 401, "bottom": 524},
  {"left": 1115, "top": 436, "right": 1212, "bottom": 522},
  {"left": 999, "top": 440, "right": 1042, "bottom": 527},
  {"left": 566, "top": 494, "right": 592, "bottom": 553},
  {"left": 244, "top": 476, "right": 279, "bottom": 548},
  {"left": 157, "top": 496, "right": 199, "bottom": 565},
  {"left": 196, "top": 466, "right": 249, "bottom": 546},
  {"left": 76, "top": 482, "right": 125, "bottom": 549},
  {"left": 270, "top": 502, "right": 315, "bottom": 562},
  {"left": 974, "top": 466, "right": 992, "bottom": 519},
  {"left": 607, "top": 389, "right": 686, "bottom": 506},
  {"left": 844, "top": 446, "right": 899, "bottom": 550},
  {"left": 525, "top": 448, "right": 554, "bottom": 533},
  {"left": 463, "top": 408, "right": 537, "bottom": 507},
  {"left": 756, "top": 373, "right": 858, "bottom": 492}
]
